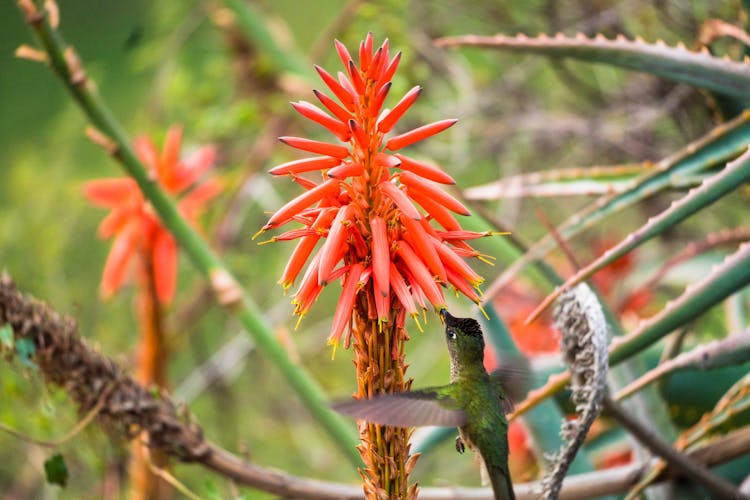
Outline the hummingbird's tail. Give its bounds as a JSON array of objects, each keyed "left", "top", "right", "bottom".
[{"left": 488, "top": 463, "right": 515, "bottom": 500}]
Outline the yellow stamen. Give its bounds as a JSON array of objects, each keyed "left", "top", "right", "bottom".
[
  {"left": 412, "top": 314, "right": 424, "bottom": 332},
  {"left": 478, "top": 303, "right": 490, "bottom": 320},
  {"left": 328, "top": 339, "right": 339, "bottom": 360}
]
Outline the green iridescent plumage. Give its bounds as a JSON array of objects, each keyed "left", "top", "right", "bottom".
[{"left": 332, "top": 310, "right": 520, "bottom": 500}]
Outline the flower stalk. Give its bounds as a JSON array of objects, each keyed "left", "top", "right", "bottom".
[{"left": 262, "top": 34, "right": 491, "bottom": 498}]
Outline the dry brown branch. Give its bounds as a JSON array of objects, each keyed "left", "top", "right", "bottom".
[{"left": 2, "top": 272, "right": 750, "bottom": 499}]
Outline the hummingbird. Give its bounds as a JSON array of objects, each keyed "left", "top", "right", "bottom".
[{"left": 332, "top": 310, "right": 522, "bottom": 500}]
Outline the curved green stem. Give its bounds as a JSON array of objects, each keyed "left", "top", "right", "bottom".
[{"left": 17, "top": 0, "right": 360, "bottom": 466}]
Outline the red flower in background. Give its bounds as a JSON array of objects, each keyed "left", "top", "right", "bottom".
[
  {"left": 84, "top": 126, "right": 221, "bottom": 304},
  {"left": 260, "top": 34, "right": 493, "bottom": 346}
]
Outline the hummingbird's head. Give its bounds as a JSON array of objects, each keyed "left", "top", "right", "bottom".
[{"left": 441, "top": 310, "right": 485, "bottom": 366}]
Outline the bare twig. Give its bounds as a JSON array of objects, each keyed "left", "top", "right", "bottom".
[{"left": 603, "top": 395, "right": 747, "bottom": 500}]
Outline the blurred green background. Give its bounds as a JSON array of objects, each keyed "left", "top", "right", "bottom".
[{"left": 1, "top": 0, "right": 747, "bottom": 498}]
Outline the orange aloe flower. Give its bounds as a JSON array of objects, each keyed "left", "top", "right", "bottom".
[
  {"left": 261, "top": 34, "right": 491, "bottom": 345},
  {"left": 84, "top": 126, "right": 221, "bottom": 304}
]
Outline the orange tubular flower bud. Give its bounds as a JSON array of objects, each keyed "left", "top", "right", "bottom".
[
  {"left": 329, "top": 263, "right": 364, "bottom": 344},
  {"left": 377, "top": 51, "right": 401, "bottom": 89},
  {"left": 279, "top": 136, "right": 350, "bottom": 159},
  {"left": 401, "top": 214, "right": 446, "bottom": 282},
  {"left": 367, "top": 46, "right": 385, "bottom": 80},
  {"left": 314, "top": 65, "right": 355, "bottom": 111},
  {"left": 291, "top": 101, "right": 349, "bottom": 140},
  {"left": 389, "top": 262, "right": 417, "bottom": 316},
  {"left": 399, "top": 171, "right": 470, "bottom": 215},
  {"left": 278, "top": 208, "right": 338, "bottom": 289},
  {"left": 368, "top": 81, "right": 391, "bottom": 118},
  {"left": 429, "top": 235, "right": 484, "bottom": 285},
  {"left": 446, "top": 266, "right": 481, "bottom": 304},
  {"left": 407, "top": 189, "right": 461, "bottom": 231},
  {"left": 349, "top": 119, "right": 370, "bottom": 150},
  {"left": 266, "top": 179, "right": 340, "bottom": 228},
  {"left": 438, "top": 230, "right": 494, "bottom": 241},
  {"left": 375, "top": 153, "right": 401, "bottom": 169},
  {"left": 337, "top": 72, "right": 357, "bottom": 102},
  {"left": 370, "top": 216, "right": 390, "bottom": 297},
  {"left": 396, "top": 240, "right": 444, "bottom": 309},
  {"left": 377, "top": 85, "right": 421, "bottom": 133},
  {"left": 83, "top": 178, "right": 139, "bottom": 208},
  {"left": 374, "top": 285, "right": 390, "bottom": 323},
  {"left": 269, "top": 156, "right": 341, "bottom": 176},
  {"left": 379, "top": 181, "right": 422, "bottom": 220},
  {"left": 348, "top": 60, "right": 366, "bottom": 95},
  {"left": 334, "top": 39, "right": 353, "bottom": 70},
  {"left": 394, "top": 154, "right": 455, "bottom": 184},
  {"left": 386, "top": 118, "right": 458, "bottom": 151},
  {"left": 279, "top": 235, "right": 319, "bottom": 290},
  {"left": 318, "top": 205, "right": 352, "bottom": 285},
  {"left": 327, "top": 163, "right": 364, "bottom": 180},
  {"left": 313, "top": 89, "right": 353, "bottom": 124}
]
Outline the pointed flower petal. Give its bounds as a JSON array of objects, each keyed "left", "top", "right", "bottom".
[
  {"left": 173, "top": 145, "right": 216, "bottom": 193},
  {"left": 291, "top": 101, "right": 349, "bottom": 140},
  {"left": 408, "top": 189, "right": 461, "bottom": 230},
  {"left": 377, "top": 86, "right": 421, "bottom": 133},
  {"left": 83, "top": 178, "right": 139, "bottom": 208},
  {"left": 313, "top": 89, "right": 353, "bottom": 124},
  {"left": 328, "top": 163, "right": 364, "bottom": 179},
  {"left": 269, "top": 156, "right": 341, "bottom": 176},
  {"left": 160, "top": 126, "right": 183, "bottom": 189},
  {"left": 153, "top": 230, "right": 178, "bottom": 304},
  {"left": 401, "top": 214, "right": 446, "bottom": 282},
  {"left": 328, "top": 262, "right": 364, "bottom": 344},
  {"left": 386, "top": 119, "right": 457, "bottom": 151},
  {"left": 396, "top": 240, "right": 444, "bottom": 308},
  {"left": 394, "top": 154, "right": 455, "bottom": 184},
  {"left": 429, "top": 235, "right": 483, "bottom": 285},
  {"left": 379, "top": 181, "right": 421, "bottom": 220},
  {"left": 400, "top": 171, "right": 470, "bottom": 215},
  {"left": 389, "top": 262, "right": 417, "bottom": 315},
  {"left": 318, "top": 205, "right": 352, "bottom": 285},
  {"left": 279, "top": 136, "right": 349, "bottom": 159},
  {"left": 370, "top": 216, "right": 390, "bottom": 297},
  {"left": 314, "top": 65, "right": 356, "bottom": 111},
  {"left": 266, "top": 179, "right": 340, "bottom": 228},
  {"left": 100, "top": 220, "right": 140, "bottom": 298}
]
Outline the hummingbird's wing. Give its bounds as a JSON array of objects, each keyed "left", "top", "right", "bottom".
[
  {"left": 489, "top": 362, "right": 533, "bottom": 414},
  {"left": 331, "top": 387, "right": 467, "bottom": 428}
]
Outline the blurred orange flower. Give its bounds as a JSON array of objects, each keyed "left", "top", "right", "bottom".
[
  {"left": 261, "top": 34, "right": 492, "bottom": 345},
  {"left": 84, "top": 126, "right": 221, "bottom": 304}
]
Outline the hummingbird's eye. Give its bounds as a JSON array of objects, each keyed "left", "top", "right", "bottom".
[{"left": 447, "top": 329, "right": 457, "bottom": 340}]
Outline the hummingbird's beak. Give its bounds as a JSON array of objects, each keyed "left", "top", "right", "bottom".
[{"left": 440, "top": 309, "right": 455, "bottom": 325}]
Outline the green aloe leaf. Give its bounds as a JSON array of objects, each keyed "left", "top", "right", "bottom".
[
  {"left": 610, "top": 241, "right": 750, "bottom": 365},
  {"left": 436, "top": 33, "right": 750, "bottom": 102},
  {"left": 529, "top": 146, "right": 750, "bottom": 319},
  {"left": 483, "top": 110, "right": 750, "bottom": 301},
  {"left": 515, "top": 241, "right": 750, "bottom": 418},
  {"left": 616, "top": 329, "right": 750, "bottom": 401},
  {"left": 464, "top": 163, "right": 665, "bottom": 199}
]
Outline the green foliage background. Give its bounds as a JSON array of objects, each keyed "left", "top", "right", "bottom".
[{"left": 1, "top": 0, "right": 748, "bottom": 498}]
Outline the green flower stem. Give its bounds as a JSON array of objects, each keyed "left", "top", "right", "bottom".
[{"left": 19, "top": 1, "right": 361, "bottom": 466}]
